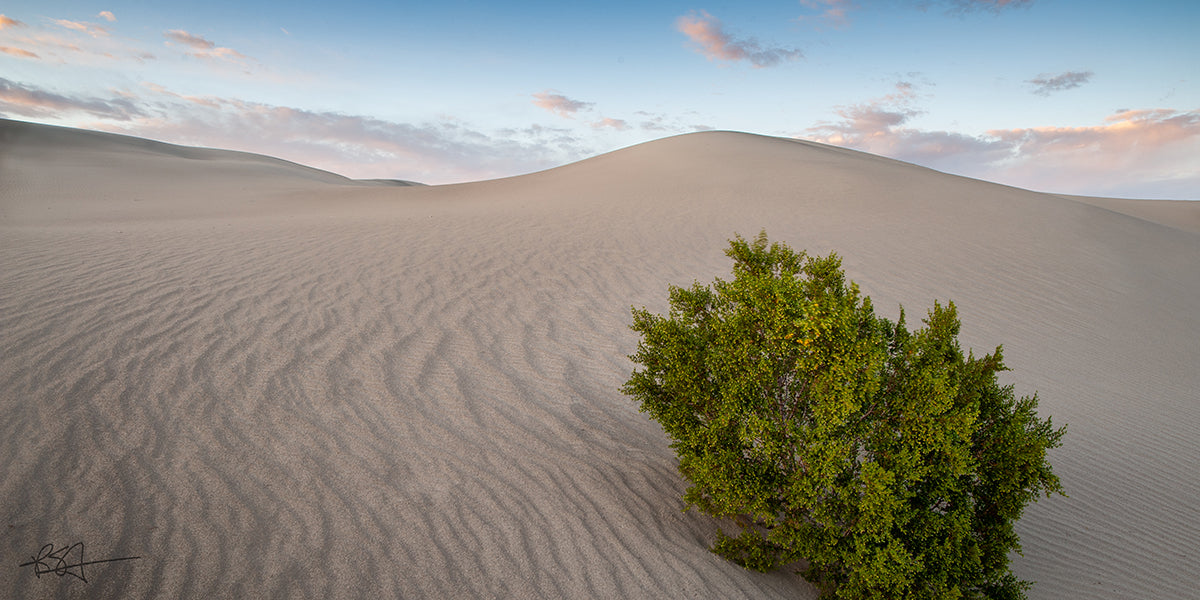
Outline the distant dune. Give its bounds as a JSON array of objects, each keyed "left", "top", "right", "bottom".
[{"left": 1, "top": 118, "right": 1197, "bottom": 599}]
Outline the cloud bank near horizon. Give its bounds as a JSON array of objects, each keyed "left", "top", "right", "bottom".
[
  {"left": 804, "top": 82, "right": 1200, "bottom": 199},
  {"left": 3, "top": 73, "right": 1195, "bottom": 198}
]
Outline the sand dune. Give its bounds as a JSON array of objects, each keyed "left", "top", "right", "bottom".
[{"left": 1, "top": 118, "right": 1197, "bottom": 599}]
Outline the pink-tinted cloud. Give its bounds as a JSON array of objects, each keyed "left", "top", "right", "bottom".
[
  {"left": 52, "top": 18, "right": 110, "bottom": 38},
  {"left": 97, "top": 11, "right": 116, "bottom": 22},
  {"left": 805, "top": 84, "right": 1200, "bottom": 198},
  {"left": 0, "top": 77, "right": 142, "bottom": 120},
  {"left": 140, "top": 82, "right": 222, "bottom": 108},
  {"left": 806, "top": 81, "right": 924, "bottom": 143},
  {"left": 163, "top": 29, "right": 247, "bottom": 62},
  {"left": 163, "top": 29, "right": 214, "bottom": 50},
  {"left": 798, "top": 0, "right": 857, "bottom": 28},
  {"left": 1028, "top": 70, "right": 1093, "bottom": 96},
  {"left": 0, "top": 14, "right": 25, "bottom": 29},
  {"left": 0, "top": 16, "right": 154, "bottom": 63},
  {"left": 985, "top": 110, "right": 1200, "bottom": 197},
  {"left": 22, "top": 34, "right": 86, "bottom": 56},
  {"left": 0, "top": 46, "right": 38, "bottom": 58},
  {"left": 2, "top": 80, "right": 594, "bottom": 184},
  {"left": 14, "top": 31, "right": 153, "bottom": 63},
  {"left": 805, "top": 82, "right": 1012, "bottom": 173},
  {"left": 532, "top": 91, "right": 593, "bottom": 118},
  {"left": 591, "top": 117, "right": 629, "bottom": 131},
  {"left": 112, "top": 105, "right": 589, "bottom": 183},
  {"left": 676, "top": 10, "right": 801, "bottom": 68}
]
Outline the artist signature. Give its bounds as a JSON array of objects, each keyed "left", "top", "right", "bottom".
[{"left": 18, "top": 542, "right": 140, "bottom": 583}]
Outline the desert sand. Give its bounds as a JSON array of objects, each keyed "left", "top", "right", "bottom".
[{"left": 1, "top": 118, "right": 1197, "bottom": 599}]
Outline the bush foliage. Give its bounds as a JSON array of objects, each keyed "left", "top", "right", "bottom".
[{"left": 623, "top": 233, "right": 1065, "bottom": 600}]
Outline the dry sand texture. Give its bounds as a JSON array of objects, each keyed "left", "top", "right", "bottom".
[{"left": 2, "top": 118, "right": 1198, "bottom": 599}]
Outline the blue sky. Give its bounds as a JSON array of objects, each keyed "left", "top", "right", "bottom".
[{"left": 2, "top": 1, "right": 1197, "bottom": 198}]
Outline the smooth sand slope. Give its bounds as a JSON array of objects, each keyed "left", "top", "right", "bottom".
[{"left": 2, "top": 119, "right": 1197, "bottom": 599}]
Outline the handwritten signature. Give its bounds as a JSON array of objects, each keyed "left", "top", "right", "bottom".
[{"left": 18, "top": 542, "right": 140, "bottom": 583}]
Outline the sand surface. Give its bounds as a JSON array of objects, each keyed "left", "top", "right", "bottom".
[{"left": 2, "top": 119, "right": 1197, "bottom": 599}]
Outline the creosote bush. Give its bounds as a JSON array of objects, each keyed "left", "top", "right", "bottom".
[{"left": 623, "top": 232, "right": 1065, "bottom": 600}]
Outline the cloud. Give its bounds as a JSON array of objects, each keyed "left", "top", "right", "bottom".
[
  {"left": 0, "top": 46, "right": 38, "bottom": 58},
  {"left": 1, "top": 80, "right": 596, "bottom": 184},
  {"left": 791, "top": 0, "right": 1030, "bottom": 28},
  {"left": 139, "top": 82, "right": 222, "bottom": 108},
  {"left": 676, "top": 10, "right": 801, "bottom": 68},
  {"left": 0, "top": 14, "right": 25, "bottom": 29},
  {"left": 0, "top": 16, "right": 154, "bottom": 63},
  {"left": 163, "top": 29, "right": 247, "bottom": 62},
  {"left": 97, "top": 11, "right": 116, "bottom": 22},
  {"left": 163, "top": 29, "right": 214, "bottom": 50},
  {"left": 806, "top": 81, "right": 923, "bottom": 141},
  {"left": 114, "top": 102, "right": 592, "bottom": 183},
  {"left": 532, "top": 91, "right": 593, "bottom": 118},
  {"left": 52, "top": 18, "right": 110, "bottom": 38},
  {"left": 804, "top": 82, "right": 1010, "bottom": 169},
  {"left": 1028, "top": 70, "right": 1094, "bottom": 96},
  {"left": 591, "top": 117, "right": 629, "bottom": 131},
  {"left": 634, "top": 110, "right": 714, "bottom": 134},
  {"left": 985, "top": 110, "right": 1200, "bottom": 196},
  {"left": 0, "top": 77, "right": 143, "bottom": 120},
  {"left": 804, "top": 84, "right": 1200, "bottom": 198},
  {"left": 798, "top": 0, "right": 857, "bottom": 28},
  {"left": 946, "top": 0, "right": 1035, "bottom": 13},
  {"left": 638, "top": 114, "right": 671, "bottom": 132}
]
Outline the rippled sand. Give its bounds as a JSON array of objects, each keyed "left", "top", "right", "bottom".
[{"left": 2, "top": 119, "right": 1197, "bottom": 599}]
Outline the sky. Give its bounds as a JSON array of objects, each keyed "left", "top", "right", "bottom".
[{"left": 1, "top": 1, "right": 1197, "bottom": 199}]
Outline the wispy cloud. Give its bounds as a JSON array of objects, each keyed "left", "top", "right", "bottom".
[
  {"left": 0, "top": 14, "right": 25, "bottom": 29},
  {"left": 52, "top": 18, "right": 110, "bottom": 38},
  {"left": 794, "top": 1, "right": 1031, "bottom": 29},
  {"left": 139, "top": 82, "right": 222, "bottom": 108},
  {"left": 798, "top": 0, "right": 857, "bottom": 28},
  {"left": 0, "top": 79, "right": 597, "bottom": 184},
  {"left": 804, "top": 82, "right": 1010, "bottom": 170},
  {"left": 591, "top": 117, "right": 629, "bottom": 131},
  {"left": 0, "top": 14, "right": 157, "bottom": 63},
  {"left": 1028, "top": 70, "right": 1094, "bottom": 96},
  {"left": 806, "top": 81, "right": 924, "bottom": 142},
  {"left": 947, "top": 0, "right": 1036, "bottom": 14},
  {"left": 0, "top": 77, "right": 143, "bottom": 120},
  {"left": 676, "top": 10, "right": 801, "bottom": 68},
  {"left": 112, "top": 101, "right": 592, "bottom": 183},
  {"left": 0, "top": 46, "right": 38, "bottom": 58},
  {"left": 163, "top": 29, "right": 247, "bottom": 62},
  {"left": 804, "top": 84, "right": 1200, "bottom": 198},
  {"left": 97, "top": 11, "right": 116, "bottom": 23},
  {"left": 163, "top": 29, "right": 215, "bottom": 50},
  {"left": 531, "top": 91, "right": 593, "bottom": 118},
  {"left": 984, "top": 109, "right": 1200, "bottom": 197}
]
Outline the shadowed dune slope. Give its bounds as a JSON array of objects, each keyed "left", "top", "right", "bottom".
[{"left": 2, "top": 121, "right": 1197, "bottom": 599}]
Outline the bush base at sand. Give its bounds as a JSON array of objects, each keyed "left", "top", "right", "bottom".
[{"left": 623, "top": 232, "right": 1065, "bottom": 600}]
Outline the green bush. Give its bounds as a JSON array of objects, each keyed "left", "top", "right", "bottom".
[{"left": 623, "top": 232, "right": 1065, "bottom": 600}]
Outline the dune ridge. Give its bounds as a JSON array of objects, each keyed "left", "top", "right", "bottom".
[{"left": 2, "top": 120, "right": 1197, "bottom": 599}]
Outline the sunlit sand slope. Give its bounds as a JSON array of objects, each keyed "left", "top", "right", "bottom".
[{"left": 2, "top": 120, "right": 1196, "bottom": 599}]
